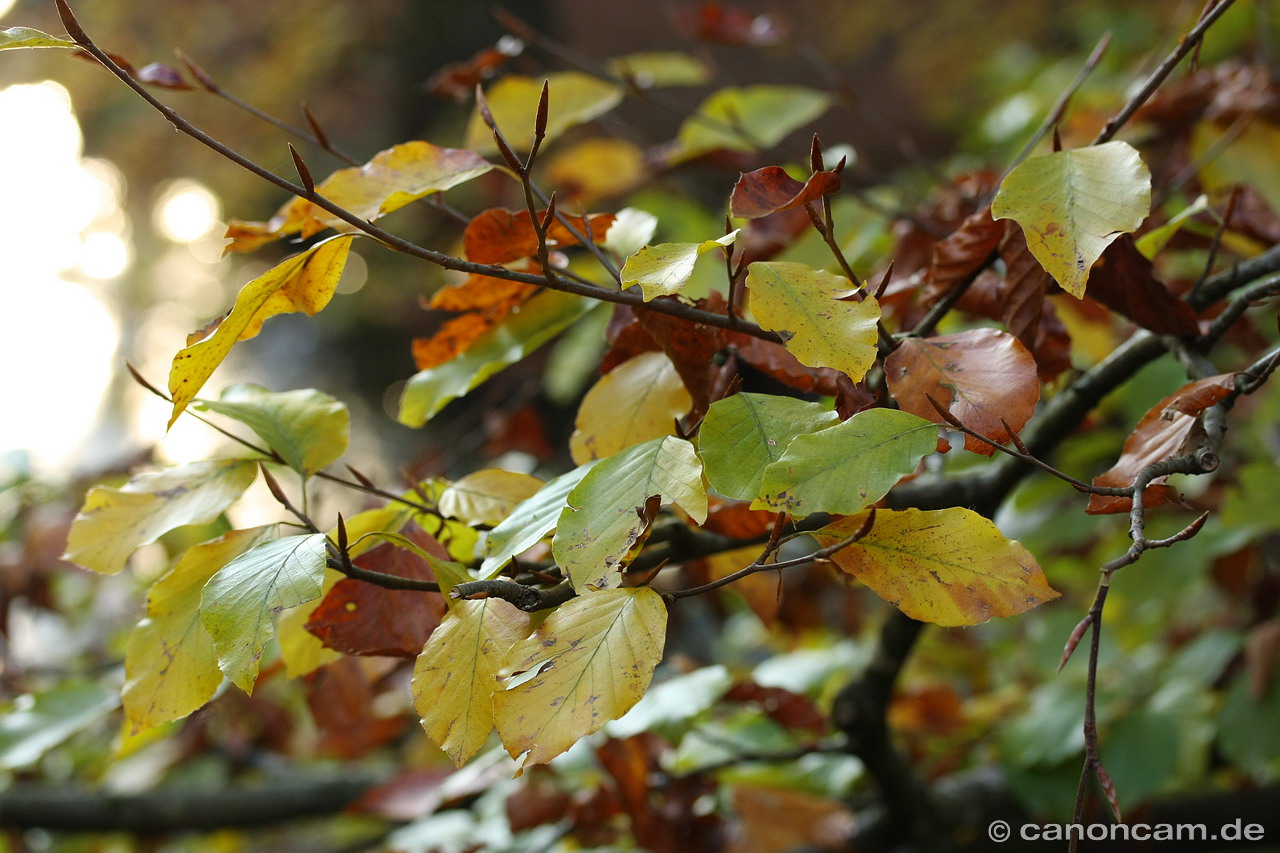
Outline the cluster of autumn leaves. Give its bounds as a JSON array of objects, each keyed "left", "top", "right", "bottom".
[{"left": 9, "top": 17, "right": 1241, "bottom": 770}]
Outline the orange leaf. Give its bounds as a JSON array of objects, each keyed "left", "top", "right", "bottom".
[
  {"left": 886, "top": 328, "right": 1039, "bottom": 456},
  {"left": 464, "top": 208, "right": 616, "bottom": 264},
  {"left": 729, "top": 165, "right": 841, "bottom": 219},
  {"left": 413, "top": 272, "right": 541, "bottom": 369},
  {"left": 1087, "top": 374, "right": 1236, "bottom": 514}
]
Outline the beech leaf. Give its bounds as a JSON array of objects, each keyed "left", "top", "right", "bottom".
[
  {"left": 756, "top": 408, "right": 936, "bottom": 517},
  {"left": 607, "top": 51, "right": 711, "bottom": 88},
  {"left": 479, "top": 461, "right": 598, "bottom": 578},
  {"left": 674, "top": 86, "right": 831, "bottom": 161},
  {"left": 0, "top": 27, "right": 78, "bottom": 49},
  {"left": 494, "top": 587, "right": 667, "bottom": 770},
  {"left": 818, "top": 508, "right": 1059, "bottom": 626},
  {"left": 569, "top": 351, "right": 692, "bottom": 464},
  {"left": 123, "top": 527, "right": 275, "bottom": 732},
  {"left": 745, "top": 261, "right": 880, "bottom": 383},
  {"left": 698, "top": 392, "right": 840, "bottom": 501},
  {"left": 730, "top": 166, "right": 841, "bottom": 219},
  {"left": 195, "top": 384, "right": 349, "bottom": 477},
  {"left": 168, "top": 235, "right": 354, "bottom": 427},
  {"left": 201, "top": 533, "right": 329, "bottom": 693},
  {"left": 399, "top": 290, "right": 595, "bottom": 427},
  {"left": 413, "top": 598, "right": 531, "bottom": 767},
  {"left": 991, "top": 141, "right": 1151, "bottom": 298},
  {"left": 1088, "top": 374, "right": 1236, "bottom": 514},
  {"left": 620, "top": 232, "right": 738, "bottom": 301},
  {"left": 885, "top": 329, "right": 1039, "bottom": 456},
  {"left": 63, "top": 459, "right": 258, "bottom": 575},
  {"left": 439, "top": 469, "right": 545, "bottom": 527},
  {"left": 465, "top": 72, "right": 623, "bottom": 155},
  {"left": 553, "top": 437, "right": 706, "bottom": 592},
  {"left": 464, "top": 208, "right": 617, "bottom": 264}
]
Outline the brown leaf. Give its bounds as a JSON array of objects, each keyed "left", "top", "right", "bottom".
[
  {"left": 724, "top": 681, "right": 827, "bottom": 736},
  {"left": 305, "top": 525, "right": 449, "bottom": 657},
  {"left": 464, "top": 208, "right": 616, "bottom": 264},
  {"left": 304, "top": 657, "right": 407, "bottom": 758},
  {"left": 135, "top": 62, "right": 193, "bottom": 90},
  {"left": 886, "top": 328, "right": 1040, "bottom": 456},
  {"left": 704, "top": 499, "right": 776, "bottom": 539},
  {"left": 1245, "top": 619, "right": 1280, "bottom": 702},
  {"left": 506, "top": 768, "right": 572, "bottom": 831},
  {"left": 1088, "top": 374, "right": 1236, "bottom": 513},
  {"left": 348, "top": 765, "right": 499, "bottom": 820},
  {"left": 1087, "top": 235, "right": 1200, "bottom": 335},
  {"left": 675, "top": 3, "right": 789, "bottom": 45},
  {"left": 425, "top": 39, "right": 523, "bottom": 101},
  {"left": 730, "top": 166, "right": 841, "bottom": 219},
  {"left": 730, "top": 786, "right": 856, "bottom": 853},
  {"left": 736, "top": 207, "right": 813, "bottom": 264},
  {"left": 921, "top": 206, "right": 1003, "bottom": 305}
]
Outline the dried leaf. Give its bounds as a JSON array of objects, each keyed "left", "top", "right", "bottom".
[
  {"left": 464, "top": 208, "right": 617, "bottom": 264},
  {"left": 730, "top": 166, "right": 841, "bottom": 219}
]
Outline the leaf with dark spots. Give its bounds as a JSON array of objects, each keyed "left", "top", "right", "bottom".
[
  {"left": 1086, "top": 235, "right": 1200, "bottom": 335},
  {"left": 730, "top": 166, "right": 841, "bottom": 219},
  {"left": 305, "top": 525, "right": 448, "bottom": 657}
]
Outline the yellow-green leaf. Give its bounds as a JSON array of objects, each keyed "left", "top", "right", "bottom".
[
  {"left": 818, "top": 508, "right": 1059, "bottom": 626},
  {"left": 465, "top": 72, "right": 623, "bottom": 155},
  {"left": 553, "top": 437, "right": 706, "bottom": 592},
  {"left": 479, "top": 461, "right": 598, "bottom": 578},
  {"left": 607, "top": 51, "right": 711, "bottom": 88},
  {"left": 413, "top": 598, "right": 530, "bottom": 767},
  {"left": 494, "top": 587, "right": 666, "bottom": 769},
  {"left": 620, "top": 232, "right": 738, "bottom": 301},
  {"left": 200, "top": 533, "right": 328, "bottom": 693},
  {"left": 569, "top": 352, "right": 692, "bottom": 465},
  {"left": 225, "top": 142, "right": 493, "bottom": 250},
  {"left": 438, "top": 469, "right": 544, "bottom": 527},
  {"left": 746, "top": 261, "right": 880, "bottom": 382},
  {"left": 1193, "top": 119, "right": 1280, "bottom": 224},
  {"left": 992, "top": 141, "right": 1151, "bottom": 298},
  {"left": 123, "top": 526, "right": 274, "bottom": 733},
  {"left": 63, "top": 459, "right": 258, "bottom": 575},
  {"left": 168, "top": 235, "right": 354, "bottom": 427},
  {"left": 756, "top": 408, "right": 936, "bottom": 517},
  {"left": 673, "top": 86, "right": 831, "bottom": 161},
  {"left": 196, "top": 384, "right": 348, "bottom": 477},
  {"left": 698, "top": 392, "right": 840, "bottom": 501},
  {"left": 0, "top": 27, "right": 77, "bottom": 49}
]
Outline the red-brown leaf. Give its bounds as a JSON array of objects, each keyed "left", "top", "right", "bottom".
[
  {"left": 305, "top": 526, "right": 449, "bottom": 657},
  {"left": 1088, "top": 374, "right": 1235, "bottom": 513},
  {"left": 136, "top": 62, "right": 193, "bottom": 90},
  {"left": 724, "top": 681, "right": 827, "bottom": 736},
  {"left": 729, "top": 166, "right": 841, "bottom": 219},
  {"left": 464, "top": 208, "right": 616, "bottom": 264},
  {"left": 1087, "top": 235, "right": 1200, "bottom": 335},
  {"left": 304, "top": 658, "right": 408, "bottom": 758},
  {"left": 675, "top": 3, "right": 789, "bottom": 45},
  {"left": 886, "top": 328, "right": 1040, "bottom": 456},
  {"left": 921, "top": 206, "right": 1004, "bottom": 304}
]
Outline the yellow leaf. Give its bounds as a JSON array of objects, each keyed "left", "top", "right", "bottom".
[
  {"left": 413, "top": 599, "right": 531, "bottom": 767},
  {"left": 167, "top": 235, "right": 354, "bottom": 427},
  {"left": 545, "top": 138, "right": 647, "bottom": 204},
  {"left": 621, "top": 232, "right": 738, "bottom": 301},
  {"left": 746, "top": 261, "right": 880, "bottom": 383},
  {"left": 438, "top": 469, "right": 545, "bottom": 526},
  {"left": 465, "top": 73, "right": 623, "bottom": 156},
  {"left": 494, "top": 587, "right": 666, "bottom": 770},
  {"left": 63, "top": 459, "right": 258, "bottom": 575},
  {"left": 817, "top": 508, "right": 1059, "bottom": 627},
  {"left": 569, "top": 352, "right": 692, "bottom": 465},
  {"left": 122, "top": 527, "right": 274, "bottom": 732}
]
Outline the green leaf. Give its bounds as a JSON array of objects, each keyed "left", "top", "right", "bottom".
[
  {"left": 607, "top": 52, "right": 711, "bottom": 88},
  {"left": 756, "top": 408, "right": 936, "bottom": 517},
  {"left": 413, "top": 599, "right": 531, "bottom": 767},
  {"left": 0, "top": 682, "right": 119, "bottom": 770},
  {"left": 465, "top": 72, "right": 623, "bottom": 155},
  {"left": 123, "top": 527, "right": 275, "bottom": 733},
  {"left": 63, "top": 459, "right": 259, "bottom": 575},
  {"left": 816, "top": 508, "right": 1058, "bottom": 626},
  {"left": 200, "top": 533, "right": 329, "bottom": 693},
  {"left": 553, "top": 437, "right": 706, "bottom": 592},
  {"left": 699, "top": 393, "right": 840, "bottom": 501},
  {"left": 745, "top": 261, "right": 880, "bottom": 382},
  {"left": 991, "top": 141, "right": 1151, "bottom": 298},
  {"left": 168, "top": 234, "right": 355, "bottom": 427},
  {"left": 494, "top": 587, "right": 667, "bottom": 769},
  {"left": 196, "top": 384, "right": 349, "bottom": 477},
  {"left": 479, "top": 461, "right": 599, "bottom": 578},
  {"left": 674, "top": 86, "right": 832, "bottom": 161},
  {"left": 0, "top": 27, "right": 78, "bottom": 49},
  {"left": 398, "top": 290, "right": 595, "bottom": 427},
  {"left": 620, "top": 232, "right": 738, "bottom": 301}
]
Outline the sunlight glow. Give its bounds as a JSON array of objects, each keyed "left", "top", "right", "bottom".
[
  {"left": 154, "top": 179, "right": 221, "bottom": 242},
  {"left": 0, "top": 0, "right": 15, "bottom": 20}
]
